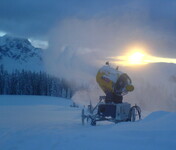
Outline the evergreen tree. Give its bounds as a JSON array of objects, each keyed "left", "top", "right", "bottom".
[{"left": 0, "top": 67, "right": 73, "bottom": 98}]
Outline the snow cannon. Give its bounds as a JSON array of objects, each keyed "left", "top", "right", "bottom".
[
  {"left": 96, "top": 62, "right": 134, "bottom": 103},
  {"left": 81, "top": 62, "right": 141, "bottom": 126}
]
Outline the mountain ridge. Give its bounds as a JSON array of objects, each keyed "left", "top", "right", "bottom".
[{"left": 0, "top": 35, "right": 44, "bottom": 72}]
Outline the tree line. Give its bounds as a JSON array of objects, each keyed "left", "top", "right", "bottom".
[{"left": 0, "top": 65, "right": 72, "bottom": 98}]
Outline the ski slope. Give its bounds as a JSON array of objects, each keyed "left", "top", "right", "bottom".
[{"left": 0, "top": 95, "right": 176, "bottom": 150}]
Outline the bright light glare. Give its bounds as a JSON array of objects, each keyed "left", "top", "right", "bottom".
[
  {"left": 128, "top": 52, "right": 145, "bottom": 65},
  {"left": 109, "top": 49, "right": 176, "bottom": 66}
]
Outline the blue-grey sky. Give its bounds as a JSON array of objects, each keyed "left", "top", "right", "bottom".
[
  {"left": 1, "top": 0, "right": 176, "bottom": 56},
  {"left": 0, "top": 0, "right": 176, "bottom": 37}
]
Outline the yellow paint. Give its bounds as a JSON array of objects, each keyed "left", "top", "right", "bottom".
[
  {"left": 126, "top": 85, "right": 134, "bottom": 92},
  {"left": 96, "top": 71, "right": 114, "bottom": 94}
]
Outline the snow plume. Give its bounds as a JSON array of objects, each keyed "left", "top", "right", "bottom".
[
  {"left": 72, "top": 85, "right": 104, "bottom": 106},
  {"left": 123, "top": 63, "right": 176, "bottom": 112},
  {"left": 44, "top": 17, "right": 176, "bottom": 111},
  {"left": 44, "top": 17, "right": 150, "bottom": 82}
]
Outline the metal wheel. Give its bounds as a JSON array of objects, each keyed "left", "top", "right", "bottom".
[{"left": 129, "top": 105, "right": 141, "bottom": 122}]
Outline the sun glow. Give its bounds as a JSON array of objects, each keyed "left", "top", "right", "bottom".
[
  {"left": 128, "top": 52, "right": 145, "bottom": 65},
  {"left": 109, "top": 46, "right": 176, "bottom": 66}
]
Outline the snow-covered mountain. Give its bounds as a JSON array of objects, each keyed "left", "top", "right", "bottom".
[{"left": 0, "top": 35, "right": 44, "bottom": 72}]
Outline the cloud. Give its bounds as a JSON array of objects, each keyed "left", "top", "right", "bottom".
[
  {"left": 46, "top": 14, "right": 176, "bottom": 68},
  {"left": 0, "top": 31, "right": 6, "bottom": 36},
  {"left": 44, "top": 15, "right": 176, "bottom": 111},
  {"left": 0, "top": 0, "right": 176, "bottom": 41},
  {"left": 28, "top": 38, "right": 49, "bottom": 49}
]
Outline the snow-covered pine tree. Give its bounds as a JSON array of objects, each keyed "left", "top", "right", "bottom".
[{"left": 0, "top": 68, "right": 73, "bottom": 98}]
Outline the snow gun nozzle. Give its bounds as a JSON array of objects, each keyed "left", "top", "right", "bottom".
[{"left": 126, "top": 85, "right": 134, "bottom": 92}]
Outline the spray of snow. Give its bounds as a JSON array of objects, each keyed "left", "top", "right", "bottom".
[{"left": 44, "top": 17, "right": 176, "bottom": 111}]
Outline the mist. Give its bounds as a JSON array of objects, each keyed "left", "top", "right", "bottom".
[{"left": 44, "top": 8, "right": 176, "bottom": 112}]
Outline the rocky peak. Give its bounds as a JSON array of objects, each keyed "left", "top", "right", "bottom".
[{"left": 0, "top": 35, "right": 42, "bottom": 63}]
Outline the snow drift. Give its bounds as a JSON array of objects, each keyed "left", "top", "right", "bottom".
[{"left": 0, "top": 95, "right": 176, "bottom": 150}]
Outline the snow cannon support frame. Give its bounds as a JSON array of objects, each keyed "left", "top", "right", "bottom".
[{"left": 81, "top": 96, "right": 141, "bottom": 126}]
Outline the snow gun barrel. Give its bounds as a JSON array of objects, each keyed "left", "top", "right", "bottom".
[{"left": 96, "top": 63, "right": 134, "bottom": 96}]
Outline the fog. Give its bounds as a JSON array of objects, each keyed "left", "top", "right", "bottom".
[{"left": 44, "top": 14, "right": 176, "bottom": 112}]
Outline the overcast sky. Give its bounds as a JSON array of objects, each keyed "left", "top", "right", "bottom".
[
  {"left": 0, "top": 0, "right": 176, "bottom": 38},
  {"left": 1, "top": 0, "right": 176, "bottom": 59}
]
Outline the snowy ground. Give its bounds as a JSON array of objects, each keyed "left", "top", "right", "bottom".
[{"left": 0, "top": 95, "right": 176, "bottom": 150}]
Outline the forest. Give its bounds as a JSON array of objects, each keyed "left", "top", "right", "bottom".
[{"left": 0, "top": 65, "right": 72, "bottom": 98}]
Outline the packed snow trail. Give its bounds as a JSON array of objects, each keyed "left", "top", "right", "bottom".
[{"left": 0, "top": 95, "right": 176, "bottom": 150}]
